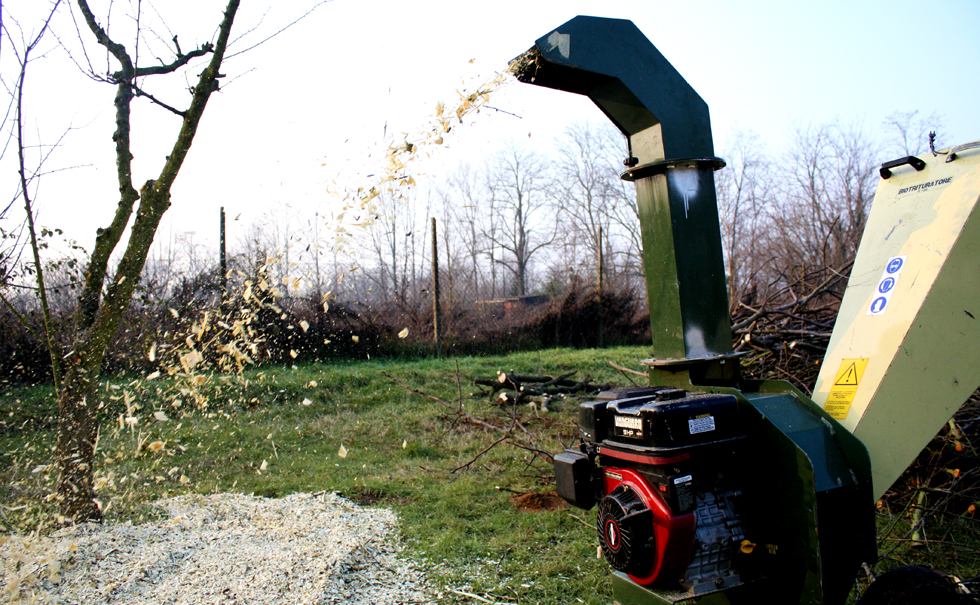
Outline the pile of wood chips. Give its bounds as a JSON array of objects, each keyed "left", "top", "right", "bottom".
[{"left": 0, "top": 492, "right": 437, "bottom": 604}]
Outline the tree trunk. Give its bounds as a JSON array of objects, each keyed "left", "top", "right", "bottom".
[
  {"left": 57, "top": 181, "right": 174, "bottom": 520},
  {"left": 56, "top": 356, "right": 102, "bottom": 522}
]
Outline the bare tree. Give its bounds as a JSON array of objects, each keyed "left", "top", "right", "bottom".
[
  {"left": 139, "top": 231, "right": 183, "bottom": 304},
  {"left": 882, "top": 110, "right": 947, "bottom": 157},
  {"left": 438, "top": 162, "right": 499, "bottom": 301},
  {"left": 37, "top": 0, "right": 243, "bottom": 522},
  {"left": 768, "top": 122, "right": 876, "bottom": 283},
  {"left": 715, "top": 128, "right": 773, "bottom": 304},
  {"left": 1, "top": 2, "right": 66, "bottom": 396},
  {"left": 249, "top": 207, "right": 300, "bottom": 294},
  {"left": 358, "top": 187, "right": 430, "bottom": 309},
  {"left": 552, "top": 122, "right": 614, "bottom": 279},
  {"left": 551, "top": 121, "right": 642, "bottom": 291},
  {"left": 292, "top": 211, "right": 344, "bottom": 310},
  {"left": 436, "top": 193, "right": 463, "bottom": 311},
  {"left": 484, "top": 142, "right": 554, "bottom": 297}
]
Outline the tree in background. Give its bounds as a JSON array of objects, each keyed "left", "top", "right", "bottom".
[
  {"left": 484, "top": 142, "right": 554, "bottom": 297},
  {"left": 772, "top": 122, "right": 877, "bottom": 276},
  {"left": 715, "top": 128, "right": 773, "bottom": 306},
  {"left": 551, "top": 122, "right": 639, "bottom": 291},
  {"left": 551, "top": 122, "right": 615, "bottom": 285},
  {"left": 883, "top": 110, "right": 948, "bottom": 157},
  {"left": 361, "top": 187, "right": 431, "bottom": 309},
  {"left": 441, "top": 162, "right": 500, "bottom": 299},
  {"left": 714, "top": 121, "right": 878, "bottom": 309}
]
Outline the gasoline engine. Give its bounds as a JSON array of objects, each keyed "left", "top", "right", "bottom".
[
  {"left": 557, "top": 387, "right": 748, "bottom": 594},
  {"left": 511, "top": 14, "right": 980, "bottom": 605}
]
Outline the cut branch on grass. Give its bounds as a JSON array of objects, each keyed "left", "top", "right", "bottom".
[
  {"left": 448, "top": 588, "right": 515, "bottom": 605},
  {"left": 382, "top": 371, "right": 554, "bottom": 464},
  {"left": 497, "top": 371, "right": 578, "bottom": 387},
  {"left": 535, "top": 379, "right": 610, "bottom": 396},
  {"left": 608, "top": 360, "right": 644, "bottom": 383},
  {"left": 476, "top": 371, "right": 611, "bottom": 406},
  {"left": 452, "top": 435, "right": 508, "bottom": 473}
]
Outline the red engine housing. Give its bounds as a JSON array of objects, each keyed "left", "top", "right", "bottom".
[{"left": 601, "top": 466, "right": 696, "bottom": 585}]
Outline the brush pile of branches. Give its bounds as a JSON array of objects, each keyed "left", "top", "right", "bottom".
[{"left": 730, "top": 264, "right": 849, "bottom": 393}]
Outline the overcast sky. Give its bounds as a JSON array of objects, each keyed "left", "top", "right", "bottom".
[{"left": 5, "top": 0, "right": 979, "bottom": 257}]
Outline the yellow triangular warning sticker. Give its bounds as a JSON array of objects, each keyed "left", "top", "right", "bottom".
[
  {"left": 823, "top": 358, "right": 869, "bottom": 420},
  {"left": 834, "top": 363, "right": 860, "bottom": 386}
]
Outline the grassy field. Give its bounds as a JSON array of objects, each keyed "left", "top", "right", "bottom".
[{"left": 1, "top": 346, "right": 977, "bottom": 603}]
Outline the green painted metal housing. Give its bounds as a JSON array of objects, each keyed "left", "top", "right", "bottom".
[
  {"left": 513, "top": 16, "right": 877, "bottom": 605},
  {"left": 510, "top": 16, "right": 731, "bottom": 361}
]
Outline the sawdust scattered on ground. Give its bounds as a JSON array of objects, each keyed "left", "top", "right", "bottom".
[{"left": 1, "top": 492, "right": 438, "bottom": 604}]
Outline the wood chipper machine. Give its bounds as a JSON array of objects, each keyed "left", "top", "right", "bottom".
[{"left": 510, "top": 16, "right": 980, "bottom": 605}]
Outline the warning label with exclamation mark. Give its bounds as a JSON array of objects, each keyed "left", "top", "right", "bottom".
[{"left": 823, "top": 358, "right": 869, "bottom": 420}]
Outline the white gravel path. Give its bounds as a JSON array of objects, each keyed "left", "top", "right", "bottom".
[{"left": 1, "top": 492, "right": 438, "bottom": 604}]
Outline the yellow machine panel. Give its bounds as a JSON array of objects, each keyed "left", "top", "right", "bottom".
[{"left": 812, "top": 143, "right": 980, "bottom": 500}]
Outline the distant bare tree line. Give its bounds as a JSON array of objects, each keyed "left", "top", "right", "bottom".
[
  {"left": 2, "top": 111, "right": 949, "bottom": 374},
  {"left": 720, "top": 110, "right": 945, "bottom": 311}
]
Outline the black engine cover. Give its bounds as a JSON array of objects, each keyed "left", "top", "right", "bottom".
[{"left": 581, "top": 391, "right": 742, "bottom": 451}]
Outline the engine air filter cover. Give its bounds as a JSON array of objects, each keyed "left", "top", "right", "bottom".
[{"left": 554, "top": 449, "right": 598, "bottom": 510}]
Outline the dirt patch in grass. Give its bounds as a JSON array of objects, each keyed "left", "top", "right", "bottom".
[
  {"left": 511, "top": 492, "right": 567, "bottom": 512},
  {"left": 344, "top": 487, "right": 413, "bottom": 506}
]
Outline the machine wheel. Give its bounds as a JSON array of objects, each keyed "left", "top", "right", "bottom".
[{"left": 858, "top": 566, "right": 977, "bottom": 605}]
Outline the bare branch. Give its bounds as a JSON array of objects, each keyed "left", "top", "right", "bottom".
[
  {"left": 75, "top": 0, "right": 134, "bottom": 77},
  {"left": 730, "top": 261, "right": 852, "bottom": 332},
  {"left": 129, "top": 82, "right": 185, "bottom": 116},
  {"left": 133, "top": 40, "right": 212, "bottom": 77},
  {"left": 15, "top": 0, "right": 64, "bottom": 392},
  {"left": 608, "top": 361, "right": 644, "bottom": 386},
  {"left": 224, "top": 1, "right": 331, "bottom": 60},
  {"left": 451, "top": 435, "right": 508, "bottom": 473},
  {"left": 60, "top": 2, "right": 100, "bottom": 80},
  {"left": 97, "top": 0, "right": 240, "bottom": 348}
]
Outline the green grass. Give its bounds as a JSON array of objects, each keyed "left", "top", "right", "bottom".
[
  {"left": 0, "top": 347, "right": 658, "bottom": 604},
  {"left": 2, "top": 346, "right": 978, "bottom": 604}
]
